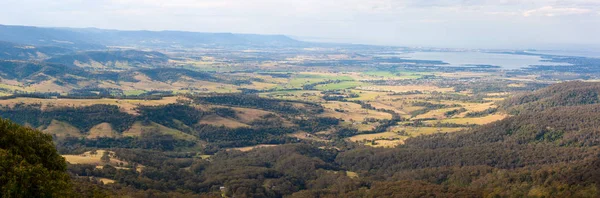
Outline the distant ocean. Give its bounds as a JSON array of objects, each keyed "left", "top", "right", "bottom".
[{"left": 527, "top": 50, "right": 600, "bottom": 58}]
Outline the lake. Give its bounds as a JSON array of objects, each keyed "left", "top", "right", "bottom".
[{"left": 401, "top": 51, "right": 570, "bottom": 69}]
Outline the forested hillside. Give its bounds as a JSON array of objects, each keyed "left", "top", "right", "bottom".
[
  {"left": 502, "top": 81, "right": 600, "bottom": 114},
  {"left": 2, "top": 81, "right": 599, "bottom": 197}
]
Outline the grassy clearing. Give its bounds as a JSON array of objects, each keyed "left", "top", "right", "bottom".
[
  {"left": 346, "top": 171, "right": 359, "bottom": 178},
  {"left": 348, "top": 126, "right": 465, "bottom": 148},
  {"left": 63, "top": 150, "right": 128, "bottom": 167},
  {"left": 123, "top": 90, "right": 146, "bottom": 96},
  {"left": 315, "top": 81, "right": 367, "bottom": 91},
  {"left": 229, "top": 107, "right": 274, "bottom": 123},
  {"left": 321, "top": 101, "right": 392, "bottom": 122},
  {"left": 98, "top": 178, "right": 116, "bottom": 184},
  {"left": 87, "top": 123, "right": 119, "bottom": 139},
  {"left": 261, "top": 90, "right": 323, "bottom": 102},
  {"left": 441, "top": 114, "right": 508, "bottom": 125},
  {"left": 123, "top": 121, "right": 197, "bottom": 141},
  {"left": 361, "top": 71, "right": 428, "bottom": 80},
  {"left": 42, "top": 120, "right": 81, "bottom": 139},
  {"left": 278, "top": 73, "right": 355, "bottom": 89},
  {"left": 199, "top": 115, "right": 250, "bottom": 128},
  {"left": 347, "top": 90, "right": 385, "bottom": 101},
  {"left": 288, "top": 132, "right": 330, "bottom": 142},
  {"left": 348, "top": 132, "right": 401, "bottom": 142},
  {"left": 240, "top": 81, "right": 279, "bottom": 90},
  {"left": 413, "top": 107, "right": 464, "bottom": 120},
  {"left": 357, "top": 85, "right": 454, "bottom": 93},
  {"left": 227, "top": 144, "right": 279, "bottom": 152}
]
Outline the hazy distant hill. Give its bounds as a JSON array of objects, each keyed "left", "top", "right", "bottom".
[
  {"left": 0, "top": 41, "right": 72, "bottom": 60},
  {"left": 0, "top": 24, "right": 305, "bottom": 49},
  {"left": 0, "top": 60, "right": 87, "bottom": 81},
  {"left": 47, "top": 50, "right": 170, "bottom": 69}
]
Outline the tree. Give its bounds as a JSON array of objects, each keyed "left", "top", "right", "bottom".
[
  {"left": 0, "top": 118, "right": 73, "bottom": 197},
  {"left": 101, "top": 151, "right": 111, "bottom": 164}
]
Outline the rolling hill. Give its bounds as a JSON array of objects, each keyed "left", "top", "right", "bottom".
[
  {"left": 501, "top": 81, "right": 600, "bottom": 114},
  {"left": 0, "top": 41, "right": 72, "bottom": 60},
  {"left": 46, "top": 50, "right": 170, "bottom": 69}
]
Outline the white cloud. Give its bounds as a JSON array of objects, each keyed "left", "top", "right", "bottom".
[
  {"left": 0, "top": 0, "right": 599, "bottom": 48},
  {"left": 523, "top": 6, "right": 592, "bottom": 17}
]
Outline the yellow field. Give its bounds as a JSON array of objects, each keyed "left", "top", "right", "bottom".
[
  {"left": 42, "top": 120, "right": 81, "bottom": 139},
  {"left": 435, "top": 72, "right": 494, "bottom": 78},
  {"left": 98, "top": 178, "right": 116, "bottom": 184},
  {"left": 357, "top": 85, "right": 454, "bottom": 93},
  {"left": 87, "top": 123, "right": 119, "bottom": 139},
  {"left": 321, "top": 101, "right": 392, "bottom": 123},
  {"left": 348, "top": 132, "right": 401, "bottom": 142},
  {"left": 368, "top": 101, "right": 409, "bottom": 115},
  {"left": 441, "top": 114, "right": 508, "bottom": 125},
  {"left": 23, "top": 79, "right": 73, "bottom": 93},
  {"left": 63, "top": 150, "right": 128, "bottom": 167},
  {"left": 227, "top": 144, "right": 279, "bottom": 152},
  {"left": 396, "top": 126, "right": 465, "bottom": 136},
  {"left": 349, "top": 126, "right": 465, "bottom": 148},
  {"left": 288, "top": 132, "right": 329, "bottom": 142},
  {"left": 346, "top": 171, "right": 359, "bottom": 178},
  {"left": 229, "top": 107, "right": 274, "bottom": 123},
  {"left": 123, "top": 121, "right": 197, "bottom": 140},
  {"left": 199, "top": 115, "right": 250, "bottom": 128},
  {"left": 347, "top": 91, "right": 386, "bottom": 101},
  {"left": 413, "top": 107, "right": 464, "bottom": 120}
]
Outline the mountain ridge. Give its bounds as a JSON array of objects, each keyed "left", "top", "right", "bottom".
[{"left": 0, "top": 24, "right": 306, "bottom": 49}]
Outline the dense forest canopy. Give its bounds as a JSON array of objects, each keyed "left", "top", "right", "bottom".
[{"left": 0, "top": 118, "right": 72, "bottom": 197}]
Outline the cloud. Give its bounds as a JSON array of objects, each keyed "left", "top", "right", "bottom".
[
  {"left": 523, "top": 6, "right": 592, "bottom": 17},
  {"left": 1, "top": 0, "right": 599, "bottom": 49}
]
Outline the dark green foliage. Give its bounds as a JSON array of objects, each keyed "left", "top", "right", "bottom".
[
  {"left": 57, "top": 134, "right": 197, "bottom": 152},
  {"left": 502, "top": 81, "right": 600, "bottom": 114},
  {"left": 212, "top": 107, "right": 237, "bottom": 119},
  {"left": 294, "top": 117, "right": 340, "bottom": 133},
  {"left": 138, "top": 104, "right": 205, "bottom": 132},
  {"left": 464, "top": 107, "right": 497, "bottom": 117},
  {"left": 194, "top": 124, "right": 297, "bottom": 149},
  {"left": 138, "top": 68, "right": 217, "bottom": 82},
  {"left": 0, "top": 104, "right": 135, "bottom": 133},
  {"left": 0, "top": 118, "right": 72, "bottom": 197},
  {"left": 444, "top": 108, "right": 467, "bottom": 117}
]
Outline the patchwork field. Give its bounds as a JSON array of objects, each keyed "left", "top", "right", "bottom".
[
  {"left": 63, "top": 150, "right": 129, "bottom": 167},
  {"left": 321, "top": 101, "right": 392, "bottom": 122},
  {"left": 440, "top": 114, "right": 508, "bottom": 125},
  {"left": 123, "top": 121, "right": 198, "bottom": 140},
  {"left": 348, "top": 126, "right": 466, "bottom": 148}
]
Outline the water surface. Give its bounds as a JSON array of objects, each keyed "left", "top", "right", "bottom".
[{"left": 402, "top": 52, "right": 570, "bottom": 69}]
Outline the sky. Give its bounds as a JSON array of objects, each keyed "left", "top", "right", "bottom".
[{"left": 0, "top": 0, "right": 599, "bottom": 49}]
